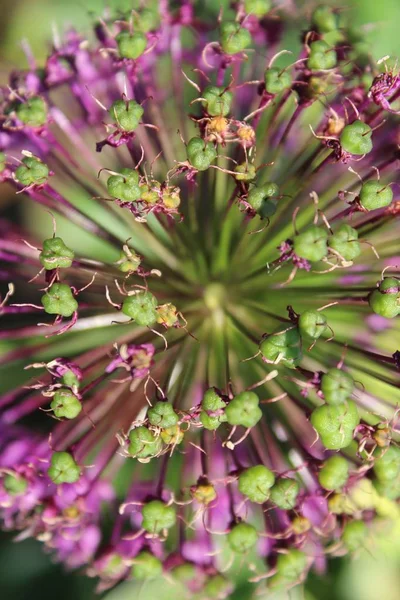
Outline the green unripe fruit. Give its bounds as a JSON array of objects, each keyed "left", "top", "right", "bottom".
[
  {"left": 47, "top": 451, "right": 80, "bottom": 484},
  {"left": 41, "top": 283, "right": 78, "bottom": 318},
  {"left": 141, "top": 500, "right": 176, "bottom": 534},
  {"left": 199, "top": 388, "right": 227, "bottom": 430},
  {"left": 171, "top": 563, "right": 197, "bottom": 583},
  {"left": 227, "top": 522, "right": 258, "bottom": 553},
  {"left": 107, "top": 168, "right": 141, "bottom": 202},
  {"left": 260, "top": 325, "right": 303, "bottom": 368},
  {"left": 187, "top": 137, "right": 217, "bottom": 171},
  {"left": 342, "top": 519, "right": 367, "bottom": 551},
  {"left": 122, "top": 291, "right": 158, "bottom": 326},
  {"left": 131, "top": 551, "right": 162, "bottom": 580},
  {"left": 16, "top": 96, "right": 47, "bottom": 127},
  {"left": 379, "top": 277, "right": 399, "bottom": 293},
  {"left": 200, "top": 411, "right": 227, "bottom": 430},
  {"left": 201, "top": 388, "right": 225, "bottom": 412},
  {"left": 109, "top": 99, "right": 144, "bottom": 131},
  {"left": 369, "top": 286, "right": 399, "bottom": 319},
  {"left": 3, "top": 474, "right": 28, "bottom": 495},
  {"left": 359, "top": 180, "right": 393, "bottom": 211},
  {"left": 298, "top": 310, "right": 327, "bottom": 339},
  {"left": 61, "top": 370, "right": 80, "bottom": 388},
  {"left": 270, "top": 478, "right": 300, "bottom": 509},
  {"left": 312, "top": 6, "right": 338, "bottom": 33},
  {"left": 373, "top": 445, "right": 400, "bottom": 482},
  {"left": 307, "top": 40, "right": 337, "bottom": 70},
  {"left": 374, "top": 474, "right": 400, "bottom": 500},
  {"left": 264, "top": 67, "right": 292, "bottom": 95},
  {"left": 116, "top": 31, "right": 147, "bottom": 60},
  {"left": 147, "top": 401, "right": 179, "bottom": 429},
  {"left": 202, "top": 86, "right": 233, "bottom": 117},
  {"left": 225, "top": 391, "right": 262, "bottom": 428},
  {"left": 321, "top": 368, "right": 354, "bottom": 405},
  {"left": 293, "top": 225, "right": 328, "bottom": 262},
  {"left": 132, "top": 9, "right": 159, "bottom": 32},
  {"left": 203, "top": 574, "right": 232, "bottom": 599},
  {"left": 39, "top": 237, "right": 74, "bottom": 270},
  {"left": 15, "top": 156, "right": 49, "bottom": 186},
  {"left": 328, "top": 224, "right": 361, "bottom": 261},
  {"left": 238, "top": 465, "right": 275, "bottom": 503},
  {"left": 234, "top": 162, "right": 256, "bottom": 182},
  {"left": 128, "top": 426, "right": 163, "bottom": 459},
  {"left": 340, "top": 120, "right": 373, "bottom": 155},
  {"left": 50, "top": 388, "right": 82, "bottom": 419},
  {"left": 310, "top": 400, "right": 360, "bottom": 449},
  {"left": 318, "top": 455, "right": 349, "bottom": 490},
  {"left": 247, "top": 182, "right": 279, "bottom": 216},
  {"left": 244, "top": 0, "right": 271, "bottom": 18},
  {"left": 276, "top": 549, "right": 308, "bottom": 581},
  {"left": 116, "top": 249, "right": 141, "bottom": 273},
  {"left": 220, "top": 21, "right": 253, "bottom": 55}
]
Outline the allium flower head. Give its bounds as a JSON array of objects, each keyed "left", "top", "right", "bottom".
[{"left": 0, "top": 1, "right": 400, "bottom": 595}]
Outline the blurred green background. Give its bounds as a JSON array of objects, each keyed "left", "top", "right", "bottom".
[{"left": 1, "top": 0, "right": 400, "bottom": 598}]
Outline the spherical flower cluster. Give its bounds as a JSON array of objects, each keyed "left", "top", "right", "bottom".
[{"left": 0, "top": 1, "right": 400, "bottom": 597}]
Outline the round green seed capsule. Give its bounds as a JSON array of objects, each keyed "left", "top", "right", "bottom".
[
  {"left": 41, "top": 283, "right": 78, "bottom": 318},
  {"left": 298, "top": 310, "right": 327, "bottom": 339},
  {"left": 369, "top": 286, "right": 399, "bottom": 319},
  {"left": 131, "top": 551, "right": 162, "bottom": 580},
  {"left": 264, "top": 67, "right": 292, "bottom": 95},
  {"left": 203, "top": 574, "right": 232, "bottom": 599},
  {"left": 202, "top": 86, "right": 233, "bottom": 117},
  {"left": 293, "top": 225, "right": 328, "bottom": 262},
  {"left": 342, "top": 519, "right": 367, "bottom": 551},
  {"left": 109, "top": 99, "right": 144, "bottom": 132},
  {"left": 116, "top": 31, "right": 147, "bottom": 60},
  {"left": 147, "top": 401, "right": 179, "bottom": 429},
  {"left": 234, "top": 162, "right": 256, "bottom": 182},
  {"left": 373, "top": 445, "right": 400, "bottom": 482},
  {"left": 328, "top": 224, "right": 361, "bottom": 261},
  {"left": 121, "top": 291, "right": 158, "bottom": 326},
  {"left": 340, "top": 120, "right": 373, "bottom": 155},
  {"left": 220, "top": 21, "right": 253, "bottom": 55},
  {"left": 238, "top": 464, "right": 275, "bottom": 503},
  {"left": 187, "top": 137, "right": 217, "bottom": 171},
  {"left": 321, "top": 368, "right": 354, "bottom": 405},
  {"left": 50, "top": 388, "right": 82, "bottom": 419},
  {"left": 107, "top": 168, "right": 141, "bottom": 202},
  {"left": 15, "top": 156, "right": 49, "bottom": 186},
  {"left": 247, "top": 182, "right": 279, "bottom": 216},
  {"left": 141, "top": 500, "right": 176, "bottom": 534},
  {"left": 16, "top": 96, "right": 47, "bottom": 127},
  {"left": 310, "top": 400, "right": 359, "bottom": 450},
  {"left": 318, "top": 455, "right": 349, "bottom": 490},
  {"left": 312, "top": 6, "right": 338, "bottom": 33},
  {"left": 225, "top": 391, "right": 262, "bottom": 429},
  {"left": 270, "top": 478, "right": 300, "bottom": 509},
  {"left": 47, "top": 451, "right": 80, "bottom": 484},
  {"left": 260, "top": 325, "right": 303, "bottom": 368},
  {"left": 244, "top": 0, "right": 271, "bottom": 18},
  {"left": 128, "top": 426, "right": 163, "bottom": 459},
  {"left": 275, "top": 549, "right": 308, "bottom": 581},
  {"left": 200, "top": 388, "right": 227, "bottom": 430},
  {"left": 307, "top": 40, "right": 337, "bottom": 70},
  {"left": 3, "top": 473, "right": 28, "bottom": 496},
  {"left": 374, "top": 473, "right": 400, "bottom": 500},
  {"left": 359, "top": 180, "right": 393, "bottom": 211},
  {"left": 39, "top": 237, "right": 74, "bottom": 270},
  {"left": 227, "top": 522, "right": 258, "bottom": 553}
]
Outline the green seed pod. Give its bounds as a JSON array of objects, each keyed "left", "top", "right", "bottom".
[
  {"left": 109, "top": 99, "right": 144, "bottom": 132},
  {"left": 61, "top": 370, "right": 80, "bottom": 388},
  {"left": 234, "top": 162, "right": 257, "bottom": 182},
  {"left": 312, "top": 6, "right": 339, "bottom": 33},
  {"left": 202, "top": 85, "right": 233, "bottom": 117},
  {"left": 310, "top": 400, "right": 360, "bottom": 450},
  {"left": 131, "top": 551, "right": 162, "bottom": 580},
  {"left": 203, "top": 574, "right": 232, "bottom": 599},
  {"left": 116, "top": 31, "right": 147, "bottom": 60},
  {"left": 340, "top": 120, "right": 373, "bottom": 155},
  {"left": 264, "top": 67, "right": 292, "bottom": 95},
  {"left": 133, "top": 9, "right": 159, "bottom": 32},
  {"left": 244, "top": 0, "right": 271, "bottom": 18},
  {"left": 200, "top": 411, "right": 227, "bottom": 430},
  {"left": 15, "top": 155, "right": 49, "bottom": 186},
  {"left": 247, "top": 182, "right": 279, "bottom": 216},
  {"left": 171, "top": 562, "right": 197, "bottom": 583},
  {"left": 275, "top": 549, "right": 308, "bottom": 581},
  {"left": 115, "top": 249, "right": 141, "bottom": 273},
  {"left": 374, "top": 473, "right": 400, "bottom": 500},
  {"left": 369, "top": 279, "right": 400, "bottom": 319},
  {"left": 128, "top": 426, "right": 163, "bottom": 459},
  {"left": 318, "top": 455, "right": 349, "bottom": 490},
  {"left": 238, "top": 464, "right": 275, "bottom": 503},
  {"left": 373, "top": 445, "right": 400, "bottom": 482},
  {"left": 270, "top": 478, "right": 300, "bottom": 509},
  {"left": 186, "top": 137, "right": 217, "bottom": 171},
  {"left": 260, "top": 325, "right": 303, "bottom": 368},
  {"left": 225, "top": 391, "right": 262, "bottom": 428},
  {"left": 147, "top": 401, "right": 179, "bottom": 429},
  {"left": 342, "top": 519, "right": 368, "bottom": 551},
  {"left": 160, "top": 424, "right": 184, "bottom": 446},
  {"left": 39, "top": 237, "right": 74, "bottom": 270},
  {"left": 41, "top": 283, "right": 78, "bottom": 318},
  {"left": 141, "top": 500, "right": 176, "bottom": 534},
  {"left": 3, "top": 474, "right": 28, "bottom": 496},
  {"left": 16, "top": 96, "right": 47, "bottom": 127},
  {"left": 328, "top": 224, "right": 361, "bottom": 261},
  {"left": 227, "top": 522, "right": 258, "bottom": 553},
  {"left": 220, "top": 21, "right": 253, "bottom": 55},
  {"left": 298, "top": 310, "right": 327, "bottom": 339},
  {"left": 121, "top": 291, "right": 158, "bottom": 326},
  {"left": 107, "top": 168, "right": 141, "bottom": 202},
  {"left": 307, "top": 40, "right": 337, "bottom": 70},
  {"left": 359, "top": 180, "right": 393, "bottom": 211},
  {"left": 321, "top": 368, "right": 354, "bottom": 405},
  {"left": 47, "top": 451, "right": 80, "bottom": 484},
  {"left": 199, "top": 388, "right": 227, "bottom": 430},
  {"left": 50, "top": 388, "right": 82, "bottom": 419},
  {"left": 293, "top": 225, "right": 328, "bottom": 262}
]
